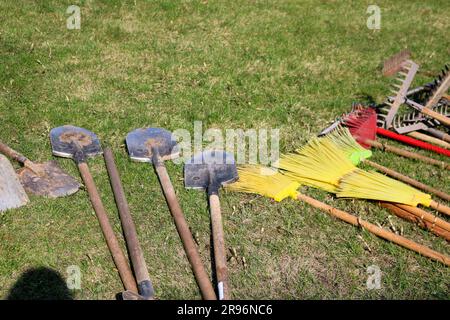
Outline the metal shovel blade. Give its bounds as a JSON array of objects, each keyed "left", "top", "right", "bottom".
[
  {"left": 126, "top": 128, "right": 179, "bottom": 162},
  {"left": 17, "top": 161, "right": 81, "bottom": 198},
  {"left": 184, "top": 150, "right": 238, "bottom": 191},
  {"left": 50, "top": 125, "right": 102, "bottom": 159},
  {"left": 0, "top": 155, "right": 29, "bottom": 211}
]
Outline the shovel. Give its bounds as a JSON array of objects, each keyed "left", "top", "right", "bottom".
[
  {"left": 50, "top": 125, "right": 138, "bottom": 295},
  {"left": 0, "top": 155, "right": 29, "bottom": 212},
  {"left": 126, "top": 127, "right": 217, "bottom": 300},
  {"left": 0, "top": 140, "right": 80, "bottom": 198},
  {"left": 184, "top": 150, "right": 238, "bottom": 300}
]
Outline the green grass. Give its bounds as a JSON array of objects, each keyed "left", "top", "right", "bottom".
[{"left": 0, "top": 0, "right": 449, "bottom": 299}]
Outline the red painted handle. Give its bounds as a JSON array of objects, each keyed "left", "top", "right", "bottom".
[{"left": 377, "top": 128, "right": 450, "bottom": 157}]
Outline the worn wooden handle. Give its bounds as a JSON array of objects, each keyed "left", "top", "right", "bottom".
[
  {"left": 427, "top": 128, "right": 450, "bottom": 144},
  {"left": 366, "top": 140, "right": 450, "bottom": 170},
  {"left": 380, "top": 203, "right": 450, "bottom": 242},
  {"left": 295, "top": 193, "right": 450, "bottom": 266},
  {"left": 408, "top": 132, "right": 450, "bottom": 150},
  {"left": 0, "top": 141, "right": 28, "bottom": 164},
  {"left": 103, "top": 148, "right": 154, "bottom": 298},
  {"left": 364, "top": 160, "right": 450, "bottom": 202},
  {"left": 77, "top": 162, "right": 138, "bottom": 294},
  {"left": 209, "top": 193, "right": 230, "bottom": 300},
  {"left": 429, "top": 200, "right": 450, "bottom": 218},
  {"left": 421, "top": 108, "right": 450, "bottom": 127},
  {"left": 394, "top": 203, "right": 450, "bottom": 233},
  {"left": 154, "top": 163, "right": 217, "bottom": 300}
]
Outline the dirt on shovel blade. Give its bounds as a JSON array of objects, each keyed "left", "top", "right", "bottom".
[{"left": 18, "top": 161, "right": 81, "bottom": 198}]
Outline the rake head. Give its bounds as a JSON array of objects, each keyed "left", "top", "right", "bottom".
[
  {"left": 424, "top": 64, "right": 450, "bottom": 110},
  {"left": 382, "top": 50, "right": 411, "bottom": 77},
  {"left": 378, "top": 60, "right": 419, "bottom": 129}
]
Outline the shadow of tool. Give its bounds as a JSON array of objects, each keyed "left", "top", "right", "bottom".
[{"left": 7, "top": 267, "right": 73, "bottom": 300}]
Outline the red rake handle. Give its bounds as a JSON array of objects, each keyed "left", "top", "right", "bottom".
[{"left": 377, "top": 128, "right": 450, "bottom": 158}]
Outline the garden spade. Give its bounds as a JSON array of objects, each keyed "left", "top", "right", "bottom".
[
  {"left": 0, "top": 140, "right": 80, "bottom": 198},
  {"left": 126, "top": 127, "right": 217, "bottom": 300},
  {"left": 0, "top": 155, "right": 29, "bottom": 212},
  {"left": 184, "top": 150, "right": 238, "bottom": 300},
  {"left": 50, "top": 125, "right": 138, "bottom": 295}
]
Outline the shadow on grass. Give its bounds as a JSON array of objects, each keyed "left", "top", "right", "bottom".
[{"left": 7, "top": 267, "right": 73, "bottom": 300}]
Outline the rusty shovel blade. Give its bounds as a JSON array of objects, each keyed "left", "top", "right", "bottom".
[{"left": 17, "top": 161, "right": 81, "bottom": 198}]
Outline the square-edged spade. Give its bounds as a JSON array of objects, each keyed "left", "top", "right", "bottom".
[
  {"left": 184, "top": 150, "right": 238, "bottom": 300},
  {"left": 0, "top": 140, "right": 80, "bottom": 198},
  {"left": 126, "top": 127, "right": 217, "bottom": 300},
  {"left": 50, "top": 125, "right": 138, "bottom": 296}
]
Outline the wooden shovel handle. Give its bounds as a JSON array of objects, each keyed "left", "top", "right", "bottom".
[
  {"left": 0, "top": 141, "right": 43, "bottom": 174},
  {"left": 421, "top": 107, "right": 450, "bottom": 127},
  {"left": 0, "top": 140, "right": 27, "bottom": 163},
  {"left": 77, "top": 162, "right": 138, "bottom": 294},
  {"left": 427, "top": 128, "right": 450, "bottom": 144},
  {"left": 364, "top": 160, "right": 450, "bottom": 202},
  {"left": 380, "top": 203, "right": 450, "bottom": 242},
  {"left": 366, "top": 140, "right": 450, "bottom": 170},
  {"left": 394, "top": 203, "right": 450, "bottom": 233},
  {"left": 103, "top": 148, "right": 154, "bottom": 298},
  {"left": 209, "top": 193, "right": 230, "bottom": 300},
  {"left": 154, "top": 162, "right": 217, "bottom": 300},
  {"left": 295, "top": 193, "right": 450, "bottom": 266}
]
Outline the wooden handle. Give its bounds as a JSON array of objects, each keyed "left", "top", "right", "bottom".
[
  {"left": 408, "top": 132, "right": 450, "bottom": 150},
  {"left": 295, "top": 193, "right": 450, "bottom": 266},
  {"left": 103, "top": 148, "right": 154, "bottom": 298},
  {"left": 209, "top": 193, "right": 230, "bottom": 300},
  {"left": 154, "top": 162, "right": 217, "bottom": 300},
  {"left": 366, "top": 140, "right": 450, "bottom": 170},
  {"left": 364, "top": 160, "right": 450, "bottom": 202},
  {"left": 77, "top": 162, "right": 138, "bottom": 294},
  {"left": 380, "top": 203, "right": 450, "bottom": 242},
  {"left": 421, "top": 108, "right": 450, "bottom": 127},
  {"left": 427, "top": 128, "right": 450, "bottom": 144},
  {"left": 0, "top": 141, "right": 43, "bottom": 174},
  {"left": 0, "top": 141, "right": 28, "bottom": 164},
  {"left": 394, "top": 203, "right": 450, "bottom": 233},
  {"left": 430, "top": 200, "right": 450, "bottom": 218}
]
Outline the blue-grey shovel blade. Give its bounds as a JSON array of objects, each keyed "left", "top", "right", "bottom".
[
  {"left": 50, "top": 125, "right": 102, "bottom": 159},
  {"left": 184, "top": 150, "right": 238, "bottom": 190},
  {"left": 126, "top": 128, "right": 179, "bottom": 163}
]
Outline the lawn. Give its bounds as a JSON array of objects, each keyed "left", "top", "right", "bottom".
[{"left": 0, "top": 0, "right": 449, "bottom": 299}]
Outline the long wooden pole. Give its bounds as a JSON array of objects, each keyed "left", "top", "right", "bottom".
[
  {"left": 366, "top": 140, "right": 450, "bottom": 170},
  {"left": 364, "top": 160, "right": 450, "bottom": 203},
  {"left": 380, "top": 202, "right": 450, "bottom": 242},
  {"left": 296, "top": 193, "right": 450, "bottom": 266},
  {"left": 408, "top": 132, "right": 450, "bottom": 150}
]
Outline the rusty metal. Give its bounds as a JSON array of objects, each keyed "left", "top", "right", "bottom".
[
  {"left": 382, "top": 50, "right": 411, "bottom": 76},
  {"left": 0, "top": 140, "right": 80, "bottom": 198},
  {"left": 18, "top": 161, "right": 81, "bottom": 198}
]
